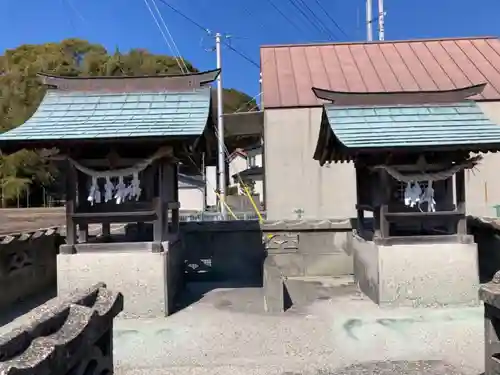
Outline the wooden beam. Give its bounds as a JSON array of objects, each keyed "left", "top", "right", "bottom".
[
  {"left": 374, "top": 234, "right": 473, "bottom": 246},
  {"left": 65, "top": 161, "right": 77, "bottom": 246},
  {"left": 171, "top": 164, "right": 180, "bottom": 234},
  {"left": 76, "top": 170, "right": 89, "bottom": 243},
  {"left": 72, "top": 210, "right": 157, "bottom": 224},
  {"left": 384, "top": 210, "right": 464, "bottom": 218},
  {"left": 455, "top": 170, "right": 467, "bottom": 235},
  {"left": 77, "top": 158, "right": 144, "bottom": 168},
  {"left": 102, "top": 223, "right": 111, "bottom": 237},
  {"left": 355, "top": 167, "right": 365, "bottom": 234},
  {"left": 153, "top": 160, "right": 165, "bottom": 242}
]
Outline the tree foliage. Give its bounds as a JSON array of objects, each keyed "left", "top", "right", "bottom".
[{"left": 0, "top": 38, "right": 257, "bottom": 205}]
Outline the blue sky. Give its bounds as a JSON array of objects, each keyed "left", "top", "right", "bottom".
[{"left": 1, "top": 0, "right": 500, "bottom": 102}]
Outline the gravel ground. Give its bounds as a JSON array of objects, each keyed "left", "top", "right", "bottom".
[
  {"left": 0, "top": 280, "right": 484, "bottom": 374},
  {"left": 0, "top": 282, "right": 485, "bottom": 375},
  {"left": 113, "top": 285, "right": 485, "bottom": 375}
]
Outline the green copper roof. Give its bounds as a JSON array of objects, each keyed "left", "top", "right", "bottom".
[
  {"left": 0, "top": 87, "right": 212, "bottom": 141},
  {"left": 323, "top": 101, "right": 500, "bottom": 148}
]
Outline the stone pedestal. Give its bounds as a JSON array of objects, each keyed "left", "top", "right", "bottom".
[
  {"left": 262, "top": 220, "right": 354, "bottom": 278},
  {"left": 57, "top": 239, "right": 184, "bottom": 318},
  {"left": 480, "top": 272, "right": 500, "bottom": 375},
  {"left": 353, "top": 235, "right": 479, "bottom": 306}
]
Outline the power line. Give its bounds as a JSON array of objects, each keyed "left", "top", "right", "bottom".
[
  {"left": 156, "top": 0, "right": 260, "bottom": 70},
  {"left": 156, "top": 0, "right": 210, "bottom": 33},
  {"left": 236, "top": 2, "right": 268, "bottom": 32},
  {"left": 142, "top": 0, "right": 187, "bottom": 73},
  {"left": 313, "top": 0, "right": 350, "bottom": 39},
  {"left": 223, "top": 41, "right": 260, "bottom": 69},
  {"left": 295, "top": 0, "right": 338, "bottom": 40},
  {"left": 63, "top": 0, "right": 87, "bottom": 25},
  {"left": 263, "top": 0, "right": 305, "bottom": 34},
  {"left": 149, "top": 0, "right": 190, "bottom": 72},
  {"left": 234, "top": 92, "right": 262, "bottom": 113},
  {"left": 285, "top": 0, "right": 328, "bottom": 39}
]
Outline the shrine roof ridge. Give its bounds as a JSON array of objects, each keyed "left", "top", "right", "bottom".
[
  {"left": 311, "top": 83, "right": 487, "bottom": 106},
  {"left": 37, "top": 69, "right": 220, "bottom": 92}
]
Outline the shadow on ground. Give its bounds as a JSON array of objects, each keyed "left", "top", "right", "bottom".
[{"left": 174, "top": 279, "right": 265, "bottom": 314}]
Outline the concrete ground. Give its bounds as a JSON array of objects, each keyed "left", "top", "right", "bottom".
[
  {"left": 112, "top": 278, "right": 485, "bottom": 375},
  {"left": 0, "top": 277, "right": 485, "bottom": 374},
  {"left": 0, "top": 275, "right": 485, "bottom": 375}
]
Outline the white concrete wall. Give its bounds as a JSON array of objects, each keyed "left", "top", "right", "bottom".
[
  {"left": 264, "top": 107, "right": 356, "bottom": 220},
  {"left": 255, "top": 180, "right": 264, "bottom": 204},
  {"left": 178, "top": 187, "right": 204, "bottom": 211},
  {"left": 255, "top": 153, "right": 263, "bottom": 167},
  {"left": 229, "top": 155, "right": 248, "bottom": 186},
  {"left": 205, "top": 166, "right": 217, "bottom": 207}
]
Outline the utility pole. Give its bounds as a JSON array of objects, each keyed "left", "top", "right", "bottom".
[
  {"left": 366, "top": 0, "right": 373, "bottom": 41},
  {"left": 215, "top": 33, "right": 227, "bottom": 219},
  {"left": 378, "top": 0, "right": 385, "bottom": 41}
]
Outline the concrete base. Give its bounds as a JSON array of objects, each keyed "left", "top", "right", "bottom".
[
  {"left": 353, "top": 235, "right": 480, "bottom": 307},
  {"left": 57, "top": 240, "right": 183, "bottom": 318},
  {"left": 265, "top": 231, "right": 354, "bottom": 278}
]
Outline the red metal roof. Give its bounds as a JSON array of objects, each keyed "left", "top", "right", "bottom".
[{"left": 260, "top": 37, "right": 500, "bottom": 108}]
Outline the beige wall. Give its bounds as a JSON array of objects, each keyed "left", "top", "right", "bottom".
[
  {"left": 255, "top": 180, "right": 264, "bottom": 204},
  {"left": 264, "top": 108, "right": 356, "bottom": 220},
  {"left": 468, "top": 102, "right": 500, "bottom": 217},
  {"left": 264, "top": 102, "right": 500, "bottom": 220},
  {"left": 229, "top": 155, "right": 248, "bottom": 186},
  {"left": 205, "top": 166, "right": 217, "bottom": 207},
  {"left": 178, "top": 187, "right": 204, "bottom": 211}
]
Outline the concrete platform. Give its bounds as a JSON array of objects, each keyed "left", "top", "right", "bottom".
[{"left": 352, "top": 236, "right": 480, "bottom": 307}]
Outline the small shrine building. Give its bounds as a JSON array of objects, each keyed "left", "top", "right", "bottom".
[
  {"left": 0, "top": 71, "right": 221, "bottom": 316},
  {"left": 0, "top": 71, "right": 221, "bottom": 251},
  {"left": 312, "top": 83, "right": 500, "bottom": 305}
]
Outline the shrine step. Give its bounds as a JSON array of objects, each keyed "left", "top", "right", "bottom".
[{"left": 284, "top": 275, "right": 357, "bottom": 308}]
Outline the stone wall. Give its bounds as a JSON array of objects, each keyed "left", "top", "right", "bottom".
[
  {"left": 479, "top": 271, "right": 500, "bottom": 375},
  {"left": 468, "top": 216, "right": 500, "bottom": 283},
  {"left": 182, "top": 219, "right": 353, "bottom": 284},
  {"left": 0, "top": 227, "right": 62, "bottom": 310},
  {"left": 0, "top": 283, "right": 123, "bottom": 375},
  {"left": 263, "top": 256, "right": 290, "bottom": 313},
  {"left": 351, "top": 230, "right": 380, "bottom": 304},
  {"left": 262, "top": 219, "right": 353, "bottom": 278},
  {"left": 165, "top": 235, "right": 185, "bottom": 314},
  {"left": 182, "top": 221, "right": 265, "bottom": 283}
]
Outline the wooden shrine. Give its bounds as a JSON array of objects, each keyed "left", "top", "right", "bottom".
[
  {"left": 313, "top": 83, "right": 500, "bottom": 245},
  {"left": 0, "top": 70, "right": 220, "bottom": 253}
]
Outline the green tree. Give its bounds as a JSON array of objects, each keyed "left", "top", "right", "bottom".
[
  {"left": 0, "top": 38, "right": 257, "bottom": 206},
  {"left": 223, "top": 88, "right": 258, "bottom": 113}
]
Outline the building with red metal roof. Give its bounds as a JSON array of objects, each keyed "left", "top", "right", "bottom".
[{"left": 260, "top": 37, "right": 500, "bottom": 220}]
